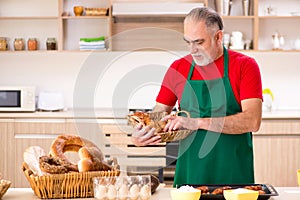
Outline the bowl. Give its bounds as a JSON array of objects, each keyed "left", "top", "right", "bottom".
[
  {"left": 224, "top": 188, "right": 259, "bottom": 200},
  {"left": 73, "top": 6, "right": 84, "bottom": 16},
  {"left": 170, "top": 189, "right": 201, "bottom": 200}
]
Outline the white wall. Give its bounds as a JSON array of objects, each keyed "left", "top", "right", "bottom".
[{"left": 1, "top": 51, "right": 300, "bottom": 110}]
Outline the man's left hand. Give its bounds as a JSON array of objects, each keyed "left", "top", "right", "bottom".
[{"left": 161, "top": 115, "right": 200, "bottom": 131}]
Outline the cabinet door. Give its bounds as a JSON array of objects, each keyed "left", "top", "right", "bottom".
[
  {"left": 253, "top": 135, "right": 300, "bottom": 187},
  {"left": 14, "top": 118, "right": 65, "bottom": 188},
  {"left": 253, "top": 119, "right": 300, "bottom": 186},
  {"left": 0, "top": 119, "right": 15, "bottom": 186}
]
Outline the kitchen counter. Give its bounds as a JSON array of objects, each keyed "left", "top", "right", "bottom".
[
  {"left": 2, "top": 186, "right": 300, "bottom": 200},
  {"left": 0, "top": 108, "right": 300, "bottom": 119}
]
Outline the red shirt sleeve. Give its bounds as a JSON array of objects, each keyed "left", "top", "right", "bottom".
[{"left": 156, "top": 57, "right": 190, "bottom": 106}]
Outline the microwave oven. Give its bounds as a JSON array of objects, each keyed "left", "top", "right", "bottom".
[{"left": 0, "top": 86, "right": 35, "bottom": 112}]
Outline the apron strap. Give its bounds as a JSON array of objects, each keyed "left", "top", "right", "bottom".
[
  {"left": 187, "top": 61, "right": 195, "bottom": 80},
  {"left": 223, "top": 46, "right": 229, "bottom": 78}
]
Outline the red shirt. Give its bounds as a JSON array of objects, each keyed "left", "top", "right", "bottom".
[{"left": 156, "top": 50, "right": 263, "bottom": 107}]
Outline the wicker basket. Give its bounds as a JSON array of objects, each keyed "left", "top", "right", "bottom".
[
  {"left": 85, "top": 8, "right": 108, "bottom": 16},
  {"left": 151, "top": 111, "right": 194, "bottom": 142},
  {"left": 22, "top": 162, "right": 120, "bottom": 199},
  {"left": 129, "top": 110, "right": 194, "bottom": 143},
  {"left": 0, "top": 179, "right": 11, "bottom": 199}
]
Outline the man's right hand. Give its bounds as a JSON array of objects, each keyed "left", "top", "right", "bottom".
[{"left": 131, "top": 123, "right": 162, "bottom": 146}]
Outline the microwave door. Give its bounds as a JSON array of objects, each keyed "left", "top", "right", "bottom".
[{"left": 0, "top": 90, "right": 21, "bottom": 107}]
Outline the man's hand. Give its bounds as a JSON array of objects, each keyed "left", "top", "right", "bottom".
[
  {"left": 162, "top": 115, "right": 200, "bottom": 131},
  {"left": 131, "top": 123, "right": 161, "bottom": 146}
]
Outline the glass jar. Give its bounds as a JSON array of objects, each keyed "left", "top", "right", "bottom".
[
  {"left": 14, "top": 38, "right": 25, "bottom": 51},
  {"left": 27, "top": 38, "right": 38, "bottom": 51},
  {"left": 0, "top": 37, "right": 8, "bottom": 51},
  {"left": 46, "top": 37, "right": 56, "bottom": 50}
]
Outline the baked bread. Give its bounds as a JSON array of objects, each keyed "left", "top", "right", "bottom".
[{"left": 128, "top": 111, "right": 168, "bottom": 133}]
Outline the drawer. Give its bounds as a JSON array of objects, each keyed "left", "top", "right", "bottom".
[
  {"left": 14, "top": 118, "right": 65, "bottom": 134},
  {"left": 254, "top": 119, "right": 300, "bottom": 135}
]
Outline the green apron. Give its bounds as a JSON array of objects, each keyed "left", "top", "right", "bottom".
[{"left": 173, "top": 47, "right": 254, "bottom": 187}]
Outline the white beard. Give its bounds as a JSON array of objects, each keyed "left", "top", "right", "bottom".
[{"left": 191, "top": 53, "right": 213, "bottom": 66}]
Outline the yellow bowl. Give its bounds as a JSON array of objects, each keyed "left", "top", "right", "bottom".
[
  {"left": 170, "top": 189, "right": 201, "bottom": 200},
  {"left": 297, "top": 169, "right": 300, "bottom": 187},
  {"left": 224, "top": 189, "right": 259, "bottom": 200}
]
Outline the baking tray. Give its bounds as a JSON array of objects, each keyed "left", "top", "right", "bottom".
[{"left": 177, "top": 184, "right": 278, "bottom": 199}]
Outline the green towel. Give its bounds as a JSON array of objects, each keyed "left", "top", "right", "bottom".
[{"left": 79, "top": 36, "right": 105, "bottom": 42}]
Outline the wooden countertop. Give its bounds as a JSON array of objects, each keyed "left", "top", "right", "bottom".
[
  {"left": 0, "top": 108, "right": 300, "bottom": 119},
  {"left": 2, "top": 186, "right": 300, "bottom": 200}
]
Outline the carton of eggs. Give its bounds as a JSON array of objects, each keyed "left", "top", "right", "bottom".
[{"left": 93, "top": 175, "right": 151, "bottom": 200}]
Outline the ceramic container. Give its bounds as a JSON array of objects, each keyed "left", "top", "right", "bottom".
[{"left": 74, "top": 6, "right": 84, "bottom": 16}]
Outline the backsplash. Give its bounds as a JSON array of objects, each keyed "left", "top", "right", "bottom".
[{"left": 1, "top": 51, "right": 300, "bottom": 110}]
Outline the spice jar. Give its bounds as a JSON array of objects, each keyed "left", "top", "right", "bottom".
[
  {"left": 0, "top": 37, "right": 8, "bottom": 51},
  {"left": 27, "top": 38, "right": 38, "bottom": 51},
  {"left": 46, "top": 37, "right": 56, "bottom": 50},
  {"left": 14, "top": 38, "right": 25, "bottom": 51}
]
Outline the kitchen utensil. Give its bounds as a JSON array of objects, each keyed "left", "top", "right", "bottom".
[{"left": 37, "top": 91, "right": 64, "bottom": 111}]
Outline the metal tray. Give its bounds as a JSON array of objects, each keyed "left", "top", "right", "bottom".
[{"left": 177, "top": 184, "right": 279, "bottom": 200}]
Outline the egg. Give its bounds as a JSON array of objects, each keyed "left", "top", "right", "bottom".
[
  {"left": 118, "top": 184, "right": 129, "bottom": 200},
  {"left": 107, "top": 185, "right": 117, "bottom": 200},
  {"left": 140, "top": 185, "right": 151, "bottom": 200},
  {"left": 95, "top": 185, "right": 107, "bottom": 200},
  {"left": 129, "top": 184, "right": 140, "bottom": 200}
]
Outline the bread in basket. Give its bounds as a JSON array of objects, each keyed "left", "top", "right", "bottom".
[
  {"left": 128, "top": 110, "right": 194, "bottom": 142},
  {"left": 22, "top": 134, "right": 120, "bottom": 199}
]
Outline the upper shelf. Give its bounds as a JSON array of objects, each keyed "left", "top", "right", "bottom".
[{"left": 112, "top": 2, "right": 205, "bottom": 17}]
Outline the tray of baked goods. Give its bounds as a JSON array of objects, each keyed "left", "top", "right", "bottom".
[
  {"left": 177, "top": 184, "right": 279, "bottom": 199},
  {"left": 22, "top": 134, "right": 120, "bottom": 199},
  {"left": 127, "top": 110, "right": 194, "bottom": 142}
]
